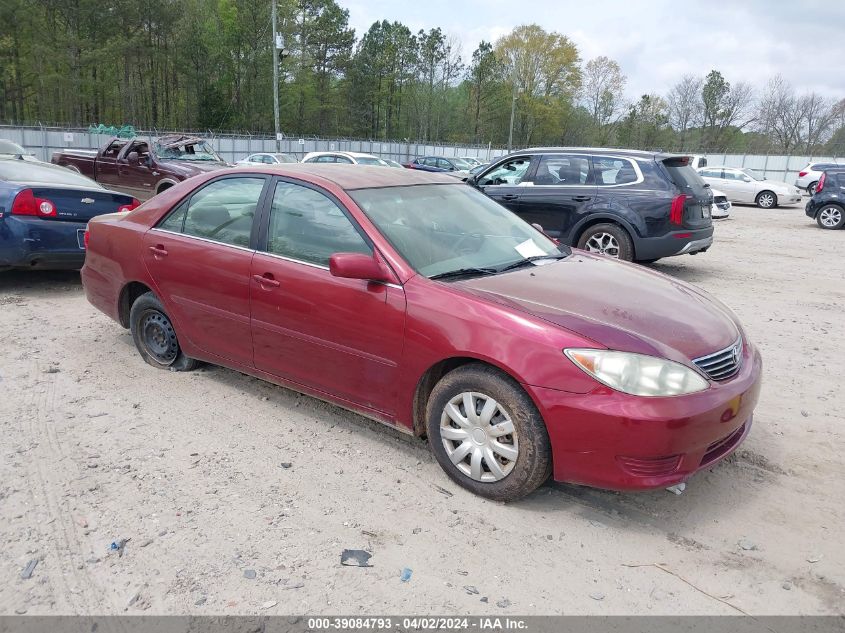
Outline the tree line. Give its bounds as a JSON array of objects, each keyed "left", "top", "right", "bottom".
[{"left": 2, "top": 0, "right": 844, "bottom": 154}]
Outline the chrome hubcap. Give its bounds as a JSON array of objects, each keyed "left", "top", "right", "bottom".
[
  {"left": 820, "top": 207, "right": 841, "bottom": 227},
  {"left": 440, "top": 392, "right": 518, "bottom": 482},
  {"left": 759, "top": 193, "right": 775, "bottom": 208},
  {"left": 584, "top": 232, "right": 620, "bottom": 257}
]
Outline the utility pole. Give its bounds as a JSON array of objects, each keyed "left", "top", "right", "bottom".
[
  {"left": 507, "top": 61, "right": 518, "bottom": 153},
  {"left": 272, "top": 0, "right": 280, "bottom": 152}
]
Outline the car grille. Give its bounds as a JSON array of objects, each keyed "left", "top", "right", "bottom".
[{"left": 693, "top": 339, "right": 743, "bottom": 381}]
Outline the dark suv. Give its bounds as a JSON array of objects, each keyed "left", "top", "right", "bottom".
[
  {"left": 467, "top": 148, "right": 714, "bottom": 262},
  {"left": 805, "top": 169, "right": 845, "bottom": 229}
]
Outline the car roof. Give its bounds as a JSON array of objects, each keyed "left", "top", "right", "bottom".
[
  {"left": 515, "top": 147, "right": 681, "bottom": 160},
  {"left": 305, "top": 151, "right": 378, "bottom": 158},
  {"left": 230, "top": 164, "right": 457, "bottom": 189}
]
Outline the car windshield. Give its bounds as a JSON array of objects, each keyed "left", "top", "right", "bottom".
[
  {"left": 350, "top": 184, "right": 566, "bottom": 278},
  {"left": 155, "top": 139, "right": 222, "bottom": 162},
  {"left": 356, "top": 156, "right": 387, "bottom": 166},
  {"left": 0, "top": 160, "right": 102, "bottom": 187},
  {"left": 274, "top": 154, "right": 297, "bottom": 163},
  {"left": 0, "top": 140, "right": 29, "bottom": 155},
  {"left": 741, "top": 168, "right": 764, "bottom": 181}
]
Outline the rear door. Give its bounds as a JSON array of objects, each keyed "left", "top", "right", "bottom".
[
  {"left": 474, "top": 155, "right": 536, "bottom": 214},
  {"left": 143, "top": 175, "right": 270, "bottom": 366},
  {"left": 518, "top": 154, "right": 595, "bottom": 238}
]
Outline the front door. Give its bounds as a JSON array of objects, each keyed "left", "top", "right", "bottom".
[
  {"left": 143, "top": 175, "right": 269, "bottom": 366},
  {"left": 475, "top": 155, "right": 536, "bottom": 214},
  {"left": 118, "top": 140, "right": 155, "bottom": 200},
  {"left": 250, "top": 178, "right": 405, "bottom": 415},
  {"left": 518, "top": 153, "right": 596, "bottom": 239}
]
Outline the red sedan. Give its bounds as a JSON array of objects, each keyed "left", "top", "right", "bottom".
[{"left": 82, "top": 165, "right": 762, "bottom": 501}]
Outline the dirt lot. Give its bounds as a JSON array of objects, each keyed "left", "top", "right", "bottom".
[{"left": 1, "top": 202, "right": 843, "bottom": 616}]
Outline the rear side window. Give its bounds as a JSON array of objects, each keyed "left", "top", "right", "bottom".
[
  {"left": 593, "top": 156, "right": 639, "bottom": 185},
  {"left": 158, "top": 177, "right": 265, "bottom": 248},
  {"left": 662, "top": 158, "right": 709, "bottom": 196},
  {"left": 266, "top": 181, "right": 371, "bottom": 266}
]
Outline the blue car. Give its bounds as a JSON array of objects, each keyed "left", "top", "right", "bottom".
[{"left": 0, "top": 159, "right": 138, "bottom": 270}]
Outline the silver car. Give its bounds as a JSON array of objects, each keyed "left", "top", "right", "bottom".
[
  {"left": 236, "top": 152, "right": 297, "bottom": 166},
  {"left": 697, "top": 166, "right": 802, "bottom": 208},
  {"left": 795, "top": 162, "right": 845, "bottom": 195}
]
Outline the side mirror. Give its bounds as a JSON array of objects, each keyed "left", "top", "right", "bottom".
[
  {"left": 127, "top": 151, "right": 140, "bottom": 165},
  {"left": 742, "top": 176, "right": 752, "bottom": 182},
  {"left": 329, "top": 252, "right": 395, "bottom": 284},
  {"left": 466, "top": 175, "right": 478, "bottom": 187}
]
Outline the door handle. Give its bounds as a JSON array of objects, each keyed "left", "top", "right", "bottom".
[
  {"left": 572, "top": 196, "right": 592, "bottom": 202},
  {"left": 501, "top": 194, "right": 519, "bottom": 201},
  {"left": 252, "top": 273, "right": 280, "bottom": 288},
  {"left": 148, "top": 245, "right": 168, "bottom": 257}
]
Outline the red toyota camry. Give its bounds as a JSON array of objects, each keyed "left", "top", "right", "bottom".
[{"left": 82, "top": 165, "right": 762, "bottom": 501}]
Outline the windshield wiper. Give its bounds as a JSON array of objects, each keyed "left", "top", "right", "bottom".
[
  {"left": 497, "top": 254, "right": 567, "bottom": 273},
  {"left": 429, "top": 267, "right": 498, "bottom": 281}
]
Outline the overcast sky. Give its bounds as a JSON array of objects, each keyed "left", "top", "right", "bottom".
[{"left": 341, "top": 0, "right": 845, "bottom": 101}]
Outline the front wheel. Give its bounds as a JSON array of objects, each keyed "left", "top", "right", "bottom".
[
  {"left": 755, "top": 191, "right": 777, "bottom": 209},
  {"left": 426, "top": 364, "right": 552, "bottom": 502},
  {"left": 817, "top": 205, "right": 844, "bottom": 229},
  {"left": 129, "top": 292, "right": 197, "bottom": 371},
  {"left": 576, "top": 223, "right": 634, "bottom": 261}
]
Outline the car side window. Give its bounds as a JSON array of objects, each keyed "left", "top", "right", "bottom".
[
  {"left": 157, "top": 177, "right": 265, "bottom": 248},
  {"left": 532, "top": 155, "right": 592, "bottom": 185},
  {"left": 424, "top": 157, "right": 438, "bottom": 168},
  {"left": 700, "top": 168, "right": 720, "bottom": 179},
  {"left": 478, "top": 157, "right": 533, "bottom": 186},
  {"left": 437, "top": 158, "right": 452, "bottom": 170},
  {"left": 336, "top": 156, "right": 354, "bottom": 164},
  {"left": 593, "top": 156, "right": 638, "bottom": 185},
  {"left": 724, "top": 171, "right": 743, "bottom": 181},
  {"left": 266, "top": 181, "right": 371, "bottom": 266},
  {"left": 102, "top": 141, "right": 125, "bottom": 159}
]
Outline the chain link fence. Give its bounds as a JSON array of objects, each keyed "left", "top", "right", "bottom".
[{"left": 3, "top": 124, "right": 843, "bottom": 184}]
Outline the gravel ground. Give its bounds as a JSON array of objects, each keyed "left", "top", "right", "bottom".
[{"left": 0, "top": 201, "right": 843, "bottom": 616}]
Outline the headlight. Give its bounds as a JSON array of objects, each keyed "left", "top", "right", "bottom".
[{"left": 564, "top": 349, "right": 709, "bottom": 397}]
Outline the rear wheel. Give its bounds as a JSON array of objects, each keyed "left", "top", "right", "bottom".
[
  {"left": 576, "top": 223, "right": 634, "bottom": 261},
  {"left": 426, "top": 364, "right": 552, "bottom": 502},
  {"left": 808, "top": 181, "right": 818, "bottom": 196},
  {"left": 129, "top": 292, "right": 197, "bottom": 371},
  {"left": 817, "top": 205, "right": 844, "bottom": 230},
  {"left": 755, "top": 191, "right": 777, "bottom": 209}
]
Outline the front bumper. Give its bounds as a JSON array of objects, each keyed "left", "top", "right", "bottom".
[
  {"left": 634, "top": 226, "right": 715, "bottom": 261},
  {"left": 0, "top": 216, "right": 87, "bottom": 269},
  {"left": 781, "top": 193, "right": 803, "bottom": 205},
  {"left": 527, "top": 342, "right": 762, "bottom": 491}
]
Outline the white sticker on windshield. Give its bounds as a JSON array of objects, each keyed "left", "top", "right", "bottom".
[{"left": 514, "top": 239, "right": 546, "bottom": 259}]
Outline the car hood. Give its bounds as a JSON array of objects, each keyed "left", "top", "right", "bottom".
[
  {"left": 760, "top": 179, "right": 795, "bottom": 192},
  {"left": 453, "top": 253, "right": 740, "bottom": 363},
  {"left": 159, "top": 160, "right": 229, "bottom": 176}
]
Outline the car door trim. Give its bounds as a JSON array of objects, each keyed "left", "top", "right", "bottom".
[{"left": 149, "top": 228, "right": 257, "bottom": 254}]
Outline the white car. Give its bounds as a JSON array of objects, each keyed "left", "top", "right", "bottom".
[
  {"left": 302, "top": 151, "right": 389, "bottom": 166},
  {"left": 697, "top": 166, "right": 802, "bottom": 208},
  {"left": 710, "top": 188, "right": 731, "bottom": 219},
  {"left": 795, "top": 162, "right": 845, "bottom": 195},
  {"left": 235, "top": 152, "right": 297, "bottom": 166},
  {"left": 459, "top": 156, "right": 484, "bottom": 167}
]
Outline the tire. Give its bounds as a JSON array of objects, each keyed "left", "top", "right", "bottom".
[
  {"left": 755, "top": 190, "right": 777, "bottom": 209},
  {"left": 129, "top": 291, "right": 198, "bottom": 371},
  {"left": 426, "top": 363, "right": 552, "bottom": 502},
  {"left": 816, "top": 204, "right": 845, "bottom": 230},
  {"left": 808, "top": 181, "right": 818, "bottom": 196},
  {"left": 576, "top": 223, "right": 634, "bottom": 261}
]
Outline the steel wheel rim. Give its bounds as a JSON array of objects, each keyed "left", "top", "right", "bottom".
[
  {"left": 584, "top": 232, "right": 620, "bottom": 257},
  {"left": 440, "top": 392, "right": 519, "bottom": 482},
  {"left": 759, "top": 193, "right": 775, "bottom": 208},
  {"left": 140, "top": 310, "right": 178, "bottom": 365},
  {"left": 820, "top": 207, "right": 841, "bottom": 227}
]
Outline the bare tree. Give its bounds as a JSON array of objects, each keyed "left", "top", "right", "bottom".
[
  {"left": 581, "top": 56, "right": 626, "bottom": 126},
  {"left": 666, "top": 74, "right": 703, "bottom": 149},
  {"left": 800, "top": 92, "right": 837, "bottom": 154},
  {"left": 756, "top": 76, "right": 838, "bottom": 153}
]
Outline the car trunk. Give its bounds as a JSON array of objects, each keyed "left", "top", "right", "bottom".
[
  {"left": 27, "top": 186, "right": 135, "bottom": 223},
  {"left": 661, "top": 157, "right": 713, "bottom": 230}
]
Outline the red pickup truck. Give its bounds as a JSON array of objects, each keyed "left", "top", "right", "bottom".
[{"left": 51, "top": 135, "right": 229, "bottom": 201}]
